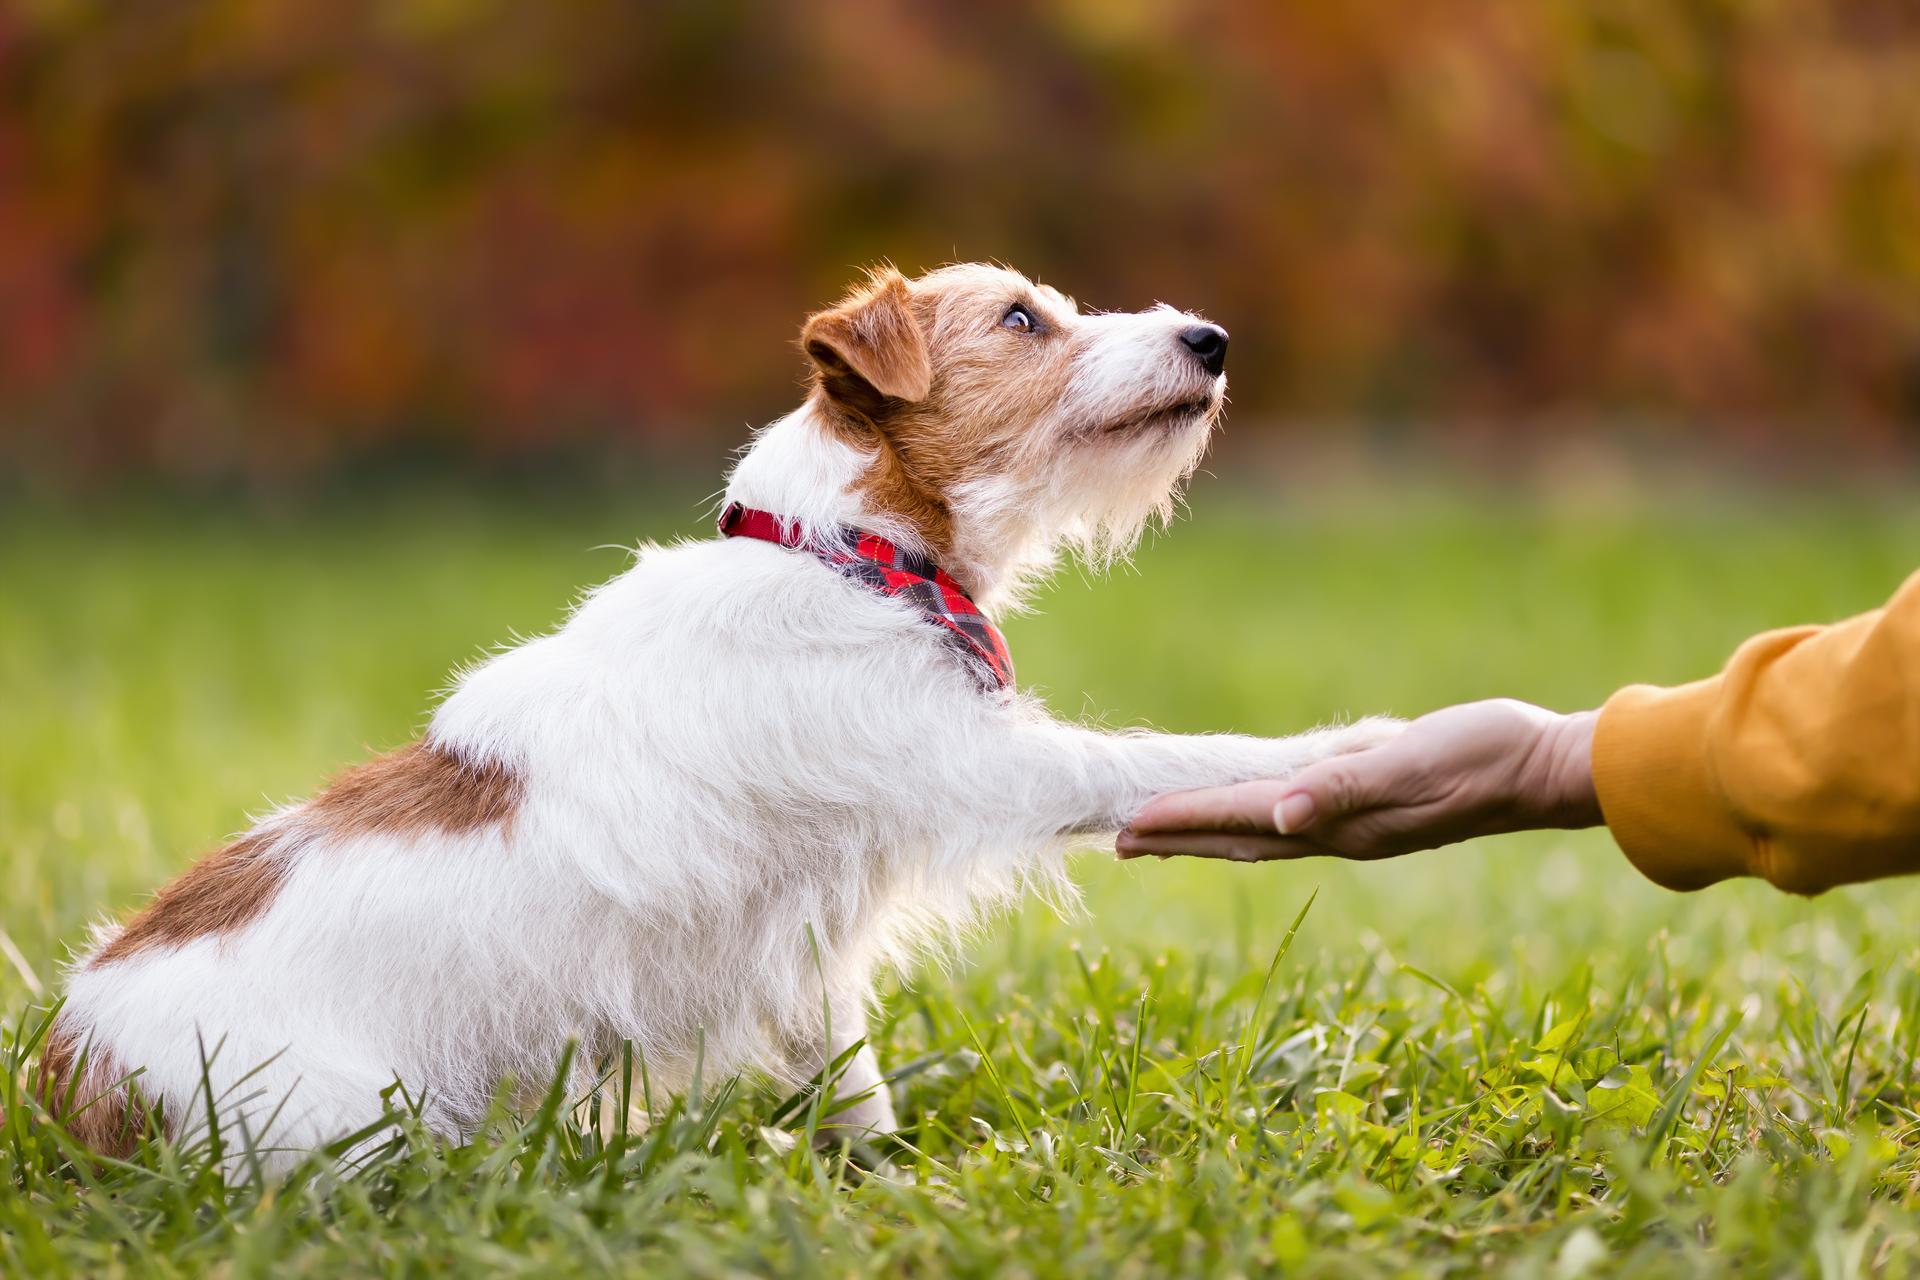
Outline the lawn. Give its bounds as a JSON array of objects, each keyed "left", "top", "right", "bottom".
[{"left": 4, "top": 481, "right": 1920, "bottom": 1277}]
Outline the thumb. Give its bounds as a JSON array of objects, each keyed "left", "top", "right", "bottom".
[{"left": 1272, "top": 755, "right": 1387, "bottom": 834}]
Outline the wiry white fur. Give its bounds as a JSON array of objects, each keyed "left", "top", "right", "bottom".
[{"left": 57, "top": 277, "right": 1396, "bottom": 1171}]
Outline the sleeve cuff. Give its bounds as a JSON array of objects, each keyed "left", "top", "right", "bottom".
[{"left": 1592, "top": 680, "right": 1757, "bottom": 891}]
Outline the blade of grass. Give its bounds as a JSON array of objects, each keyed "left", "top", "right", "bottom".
[{"left": 1233, "top": 887, "right": 1319, "bottom": 1095}]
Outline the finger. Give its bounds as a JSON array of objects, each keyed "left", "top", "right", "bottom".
[
  {"left": 1267, "top": 750, "right": 1403, "bottom": 833},
  {"left": 1114, "top": 830, "right": 1329, "bottom": 862},
  {"left": 1126, "top": 779, "right": 1294, "bottom": 834}
]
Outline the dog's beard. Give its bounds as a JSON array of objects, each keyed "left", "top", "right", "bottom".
[
  {"left": 941, "top": 405, "right": 1216, "bottom": 612},
  {"left": 1048, "top": 414, "right": 1214, "bottom": 570}
]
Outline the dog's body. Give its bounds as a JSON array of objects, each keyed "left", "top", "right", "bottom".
[{"left": 46, "top": 264, "right": 1393, "bottom": 1165}]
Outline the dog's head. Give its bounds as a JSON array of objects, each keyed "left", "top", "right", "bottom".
[{"left": 799, "top": 263, "right": 1228, "bottom": 597}]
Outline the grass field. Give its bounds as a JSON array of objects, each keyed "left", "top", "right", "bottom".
[{"left": 4, "top": 483, "right": 1920, "bottom": 1277}]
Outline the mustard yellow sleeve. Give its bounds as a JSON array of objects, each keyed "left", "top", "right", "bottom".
[{"left": 1592, "top": 570, "right": 1920, "bottom": 895}]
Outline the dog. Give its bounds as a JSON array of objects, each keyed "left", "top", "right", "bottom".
[{"left": 40, "top": 263, "right": 1396, "bottom": 1167}]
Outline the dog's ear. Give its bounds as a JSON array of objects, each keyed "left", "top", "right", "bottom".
[{"left": 801, "top": 268, "right": 932, "bottom": 421}]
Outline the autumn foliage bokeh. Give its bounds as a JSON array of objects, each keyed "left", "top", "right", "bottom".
[{"left": 3, "top": 0, "right": 1918, "bottom": 485}]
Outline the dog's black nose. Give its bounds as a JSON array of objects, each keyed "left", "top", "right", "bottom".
[{"left": 1179, "top": 323, "right": 1229, "bottom": 376}]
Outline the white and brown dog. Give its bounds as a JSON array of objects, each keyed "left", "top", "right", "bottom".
[{"left": 42, "top": 263, "right": 1394, "bottom": 1166}]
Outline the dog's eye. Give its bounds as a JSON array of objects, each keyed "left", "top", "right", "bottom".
[{"left": 1000, "top": 304, "right": 1038, "bottom": 334}]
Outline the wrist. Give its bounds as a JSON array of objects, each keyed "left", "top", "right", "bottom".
[{"left": 1536, "top": 709, "right": 1602, "bottom": 829}]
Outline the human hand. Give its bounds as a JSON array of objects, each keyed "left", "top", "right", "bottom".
[{"left": 1115, "top": 699, "right": 1602, "bottom": 862}]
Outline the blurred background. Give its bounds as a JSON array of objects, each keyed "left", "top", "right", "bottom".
[{"left": 3, "top": 0, "right": 1918, "bottom": 491}]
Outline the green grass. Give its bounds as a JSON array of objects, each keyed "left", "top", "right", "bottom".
[{"left": 4, "top": 484, "right": 1920, "bottom": 1277}]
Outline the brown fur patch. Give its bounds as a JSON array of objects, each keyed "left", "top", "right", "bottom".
[
  {"left": 93, "top": 741, "right": 521, "bottom": 966},
  {"left": 37, "top": 1018, "right": 155, "bottom": 1158},
  {"left": 826, "top": 391, "right": 965, "bottom": 555},
  {"left": 307, "top": 740, "right": 522, "bottom": 837},
  {"left": 93, "top": 829, "right": 292, "bottom": 966}
]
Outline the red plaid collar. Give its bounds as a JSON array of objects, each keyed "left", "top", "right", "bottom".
[{"left": 719, "top": 504, "right": 1015, "bottom": 693}]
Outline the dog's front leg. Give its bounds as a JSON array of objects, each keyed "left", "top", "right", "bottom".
[{"left": 999, "top": 717, "right": 1403, "bottom": 837}]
